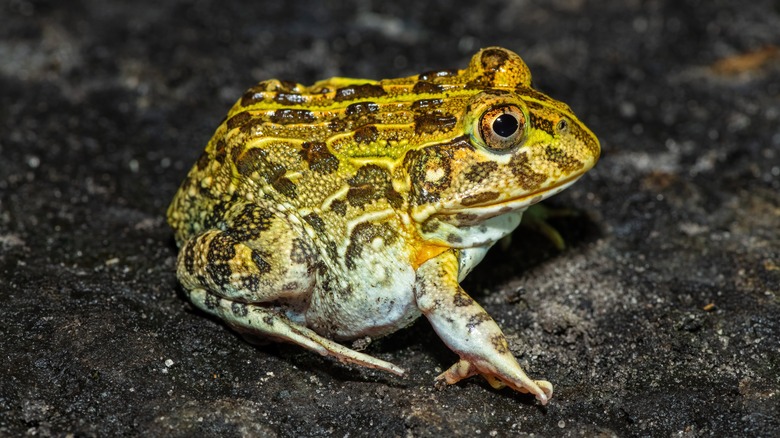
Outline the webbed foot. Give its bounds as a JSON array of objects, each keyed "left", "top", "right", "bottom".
[
  {"left": 519, "top": 203, "right": 580, "bottom": 250},
  {"left": 435, "top": 359, "right": 553, "bottom": 404}
]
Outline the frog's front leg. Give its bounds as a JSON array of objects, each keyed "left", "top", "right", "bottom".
[{"left": 414, "top": 250, "right": 553, "bottom": 405}]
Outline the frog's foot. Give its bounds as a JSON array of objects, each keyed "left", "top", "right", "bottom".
[
  {"left": 518, "top": 204, "right": 580, "bottom": 251},
  {"left": 435, "top": 359, "right": 553, "bottom": 405},
  {"left": 187, "top": 288, "right": 405, "bottom": 376}
]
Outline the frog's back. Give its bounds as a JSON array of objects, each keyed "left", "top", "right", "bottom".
[{"left": 167, "top": 47, "right": 576, "bottom": 244}]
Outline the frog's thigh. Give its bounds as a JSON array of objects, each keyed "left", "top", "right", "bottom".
[
  {"left": 187, "top": 287, "right": 405, "bottom": 376},
  {"left": 415, "top": 250, "right": 553, "bottom": 405},
  {"left": 176, "top": 217, "right": 314, "bottom": 303}
]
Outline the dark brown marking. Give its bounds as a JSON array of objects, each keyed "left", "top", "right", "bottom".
[
  {"left": 274, "top": 92, "right": 306, "bottom": 105},
  {"left": 300, "top": 141, "right": 340, "bottom": 175},
  {"left": 414, "top": 112, "right": 457, "bottom": 135},
  {"left": 453, "top": 290, "right": 474, "bottom": 307},
  {"left": 204, "top": 292, "right": 220, "bottom": 310},
  {"left": 481, "top": 48, "right": 510, "bottom": 71},
  {"left": 509, "top": 152, "right": 548, "bottom": 190},
  {"left": 263, "top": 315, "right": 274, "bottom": 326},
  {"left": 250, "top": 249, "right": 272, "bottom": 275},
  {"left": 228, "top": 204, "right": 276, "bottom": 240},
  {"left": 386, "top": 190, "right": 403, "bottom": 209},
  {"left": 463, "top": 161, "right": 498, "bottom": 183},
  {"left": 330, "top": 199, "right": 347, "bottom": 216},
  {"left": 345, "top": 102, "right": 379, "bottom": 117},
  {"left": 529, "top": 112, "right": 554, "bottom": 135},
  {"left": 346, "top": 164, "right": 398, "bottom": 208},
  {"left": 241, "top": 91, "right": 264, "bottom": 107},
  {"left": 264, "top": 161, "right": 298, "bottom": 199},
  {"left": 353, "top": 125, "right": 379, "bottom": 144},
  {"left": 460, "top": 191, "right": 500, "bottom": 206},
  {"left": 348, "top": 164, "right": 390, "bottom": 187},
  {"left": 545, "top": 145, "right": 584, "bottom": 173},
  {"left": 346, "top": 186, "right": 375, "bottom": 209},
  {"left": 418, "top": 69, "right": 458, "bottom": 81},
  {"left": 420, "top": 219, "right": 439, "bottom": 233},
  {"left": 231, "top": 302, "right": 248, "bottom": 317},
  {"left": 213, "top": 139, "right": 228, "bottom": 164},
  {"left": 491, "top": 334, "right": 510, "bottom": 354},
  {"left": 325, "top": 241, "right": 339, "bottom": 262},
  {"left": 234, "top": 147, "right": 299, "bottom": 199},
  {"left": 182, "top": 241, "right": 196, "bottom": 273},
  {"left": 203, "top": 202, "right": 230, "bottom": 230},
  {"left": 412, "top": 81, "right": 444, "bottom": 94},
  {"left": 229, "top": 142, "right": 243, "bottom": 163},
  {"left": 333, "top": 84, "right": 387, "bottom": 102},
  {"left": 205, "top": 233, "right": 237, "bottom": 285},
  {"left": 344, "top": 222, "right": 399, "bottom": 270},
  {"left": 327, "top": 118, "right": 348, "bottom": 132},
  {"left": 303, "top": 212, "right": 326, "bottom": 234},
  {"left": 196, "top": 151, "right": 210, "bottom": 171},
  {"left": 446, "top": 234, "right": 462, "bottom": 244},
  {"left": 454, "top": 213, "right": 479, "bottom": 222},
  {"left": 411, "top": 99, "right": 443, "bottom": 111},
  {"left": 290, "top": 238, "right": 316, "bottom": 264},
  {"left": 466, "top": 312, "right": 491, "bottom": 333},
  {"left": 226, "top": 112, "right": 252, "bottom": 130},
  {"left": 282, "top": 282, "right": 300, "bottom": 292},
  {"left": 234, "top": 147, "right": 265, "bottom": 176},
  {"left": 239, "top": 274, "right": 260, "bottom": 291},
  {"left": 277, "top": 80, "right": 299, "bottom": 92},
  {"left": 274, "top": 177, "right": 297, "bottom": 199},
  {"left": 270, "top": 109, "right": 316, "bottom": 125}
]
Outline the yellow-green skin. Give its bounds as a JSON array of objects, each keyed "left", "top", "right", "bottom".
[{"left": 167, "top": 47, "right": 599, "bottom": 405}]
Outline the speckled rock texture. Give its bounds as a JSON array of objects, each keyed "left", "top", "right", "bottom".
[{"left": 1, "top": 1, "right": 778, "bottom": 436}]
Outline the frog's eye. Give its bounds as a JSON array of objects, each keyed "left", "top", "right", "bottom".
[{"left": 478, "top": 105, "right": 527, "bottom": 152}]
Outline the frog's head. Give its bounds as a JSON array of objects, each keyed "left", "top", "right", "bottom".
[{"left": 406, "top": 47, "right": 600, "bottom": 241}]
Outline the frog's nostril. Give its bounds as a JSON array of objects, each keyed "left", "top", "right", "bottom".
[{"left": 555, "top": 118, "right": 569, "bottom": 134}]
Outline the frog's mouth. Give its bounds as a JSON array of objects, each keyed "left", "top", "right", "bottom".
[
  {"left": 409, "top": 172, "right": 588, "bottom": 224},
  {"left": 447, "top": 174, "right": 584, "bottom": 217}
]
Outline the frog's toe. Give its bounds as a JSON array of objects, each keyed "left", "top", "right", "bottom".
[
  {"left": 496, "top": 376, "right": 552, "bottom": 405},
  {"left": 435, "top": 358, "right": 553, "bottom": 405},
  {"left": 521, "top": 204, "right": 580, "bottom": 251},
  {"left": 492, "top": 375, "right": 552, "bottom": 405},
  {"left": 533, "top": 380, "right": 554, "bottom": 403}
]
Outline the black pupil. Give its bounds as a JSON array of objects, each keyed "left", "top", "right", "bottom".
[{"left": 493, "top": 114, "right": 519, "bottom": 138}]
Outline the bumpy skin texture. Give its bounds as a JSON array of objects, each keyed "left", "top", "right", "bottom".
[{"left": 167, "top": 47, "right": 600, "bottom": 404}]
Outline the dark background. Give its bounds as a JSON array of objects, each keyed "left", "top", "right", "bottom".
[{"left": 1, "top": 0, "right": 778, "bottom": 436}]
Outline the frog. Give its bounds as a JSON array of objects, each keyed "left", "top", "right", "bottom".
[{"left": 167, "top": 47, "right": 600, "bottom": 405}]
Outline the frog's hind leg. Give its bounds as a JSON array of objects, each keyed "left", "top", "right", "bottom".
[
  {"left": 175, "top": 201, "right": 405, "bottom": 376},
  {"left": 187, "top": 288, "right": 406, "bottom": 376}
]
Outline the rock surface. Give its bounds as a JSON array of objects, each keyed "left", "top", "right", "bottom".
[{"left": 1, "top": 1, "right": 778, "bottom": 436}]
